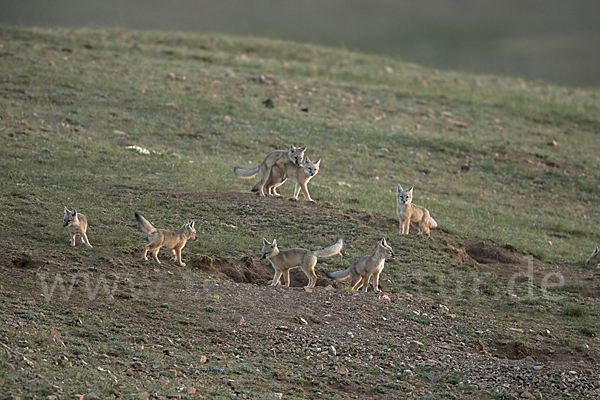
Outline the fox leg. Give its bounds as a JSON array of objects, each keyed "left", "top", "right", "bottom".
[
  {"left": 403, "top": 217, "right": 411, "bottom": 234},
  {"left": 351, "top": 276, "right": 363, "bottom": 291},
  {"left": 257, "top": 166, "right": 271, "bottom": 197},
  {"left": 361, "top": 275, "right": 371, "bottom": 292},
  {"left": 372, "top": 272, "right": 382, "bottom": 292},
  {"left": 175, "top": 247, "right": 185, "bottom": 267},
  {"left": 70, "top": 233, "right": 77, "bottom": 246},
  {"left": 142, "top": 245, "right": 150, "bottom": 261},
  {"left": 81, "top": 232, "right": 93, "bottom": 248},
  {"left": 270, "top": 270, "right": 283, "bottom": 286},
  {"left": 152, "top": 247, "right": 161, "bottom": 264},
  {"left": 304, "top": 262, "right": 318, "bottom": 288},
  {"left": 298, "top": 183, "right": 314, "bottom": 202},
  {"left": 282, "top": 269, "right": 291, "bottom": 287}
]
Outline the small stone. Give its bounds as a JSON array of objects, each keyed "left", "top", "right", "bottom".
[
  {"left": 159, "top": 376, "right": 170, "bottom": 385},
  {"left": 324, "top": 285, "right": 335, "bottom": 291},
  {"left": 408, "top": 342, "right": 419, "bottom": 353},
  {"left": 223, "top": 115, "right": 232, "bottom": 123},
  {"left": 269, "top": 393, "right": 283, "bottom": 399},
  {"left": 276, "top": 326, "right": 290, "bottom": 331},
  {"left": 186, "top": 388, "right": 197, "bottom": 394},
  {"left": 167, "top": 394, "right": 181, "bottom": 399},
  {"left": 303, "top": 287, "right": 313, "bottom": 293},
  {"left": 234, "top": 315, "right": 245, "bottom": 324},
  {"left": 329, "top": 345, "right": 337, "bottom": 356},
  {"left": 199, "top": 355, "right": 208, "bottom": 363},
  {"left": 111, "top": 389, "right": 123, "bottom": 399},
  {"left": 116, "top": 137, "right": 134, "bottom": 147},
  {"left": 83, "top": 394, "right": 101, "bottom": 400},
  {"left": 46, "top": 396, "right": 58, "bottom": 400},
  {"left": 299, "top": 317, "right": 308, "bottom": 325},
  {"left": 521, "top": 390, "right": 533, "bottom": 398}
]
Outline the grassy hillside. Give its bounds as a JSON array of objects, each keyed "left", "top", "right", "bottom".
[
  {"left": 1, "top": 26, "right": 600, "bottom": 399},
  {"left": 1, "top": 26, "right": 599, "bottom": 263}
]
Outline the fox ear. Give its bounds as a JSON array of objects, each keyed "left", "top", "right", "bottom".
[
  {"left": 190, "top": 220, "right": 195, "bottom": 228},
  {"left": 272, "top": 239, "right": 277, "bottom": 247},
  {"left": 409, "top": 186, "right": 414, "bottom": 193},
  {"left": 289, "top": 145, "right": 295, "bottom": 152},
  {"left": 397, "top": 184, "right": 402, "bottom": 192},
  {"left": 381, "top": 238, "right": 387, "bottom": 246},
  {"left": 263, "top": 237, "right": 270, "bottom": 245},
  {"left": 314, "top": 159, "right": 321, "bottom": 167},
  {"left": 305, "top": 156, "right": 311, "bottom": 163},
  {"left": 300, "top": 145, "right": 307, "bottom": 151},
  {"left": 594, "top": 246, "right": 599, "bottom": 254},
  {"left": 64, "top": 207, "right": 68, "bottom": 213},
  {"left": 72, "top": 209, "right": 77, "bottom": 216}
]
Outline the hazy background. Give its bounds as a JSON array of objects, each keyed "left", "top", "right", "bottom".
[{"left": 2, "top": 0, "right": 600, "bottom": 88}]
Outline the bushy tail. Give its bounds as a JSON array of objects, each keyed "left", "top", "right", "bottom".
[
  {"left": 313, "top": 237, "right": 343, "bottom": 258},
  {"left": 429, "top": 217, "right": 438, "bottom": 229},
  {"left": 326, "top": 268, "right": 350, "bottom": 280},
  {"left": 135, "top": 212, "right": 156, "bottom": 234},
  {"left": 234, "top": 166, "right": 259, "bottom": 179}
]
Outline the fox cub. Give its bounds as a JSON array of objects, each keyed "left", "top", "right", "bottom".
[
  {"left": 253, "top": 156, "right": 320, "bottom": 202},
  {"left": 326, "top": 238, "right": 395, "bottom": 292},
  {"left": 396, "top": 184, "right": 437, "bottom": 236},
  {"left": 135, "top": 212, "right": 197, "bottom": 267},
  {"left": 588, "top": 246, "right": 600, "bottom": 265},
  {"left": 260, "top": 237, "right": 343, "bottom": 288},
  {"left": 63, "top": 207, "right": 93, "bottom": 248},
  {"left": 234, "top": 144, "right": 307, "bottom": 197}
]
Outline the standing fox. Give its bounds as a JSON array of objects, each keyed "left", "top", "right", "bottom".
[
  {"left": 254, "top": 156, "right": 320, "bottom": 202},
  {"left": 326, "top": 238, "right": 395, "bottom": 292},
  {"left": 396, "top": 184, "right": 437, "bottom": 235},
  {"left": 63, "top": 207, "right": 93, "bottom": 248},
  {"left": 588, "top": 246, "right": 600, "bottom": 265},
  {"left": 260, "top": 236, "right": 343, "bottom": 288},
  {"left": 234, "top": 144, "right": 307, "bottom": 197},
  {"left": 135, "top": 212, "right": 197, "bottom": 267}
]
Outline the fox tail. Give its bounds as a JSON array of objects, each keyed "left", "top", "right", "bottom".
[
  {"left": 135, "top": 212, "right": 157, "bottom": 234},
  {"left": 234, "top": 166, "right": 259, "bottom": 179},
  {"left": 313, "top": 237, "right": 343, "bottom": 258}
]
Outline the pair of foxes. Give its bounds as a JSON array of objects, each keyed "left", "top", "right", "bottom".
[
  {"left": 63, "top": 207, "right": 197, "bottom": 267},
  {"left": 234, "top": 144, "right": 319, "bottom": 202}
]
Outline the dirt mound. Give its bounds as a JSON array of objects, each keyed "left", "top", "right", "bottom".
[{"left": 466, "top": 240, "right": 522, "bottom": 265}]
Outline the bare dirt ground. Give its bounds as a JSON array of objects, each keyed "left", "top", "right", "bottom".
[{"left": 2, "top": 192, "right": 600, "bottom": 399}]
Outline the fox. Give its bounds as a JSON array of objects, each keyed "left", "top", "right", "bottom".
[
  {"left": 253, "top": 156, "right": 320, "bottom": 202},
  {"left": 396, "top": 184, "right": 437, "bottom": 235},
  {"left": 63, "top": 207, "right": 93, "bottom": 248},
  {"left": 135, "top": 212, "right": 197, "bottom": 267},
  {"left": 233, "top": 144, "right": 307, "bottom": 197},
  {"left": 588, "top": 246, "right": 600, "bottom": 265},
  {"left": 326, "top": 238, "right": 395, "bottom": 292},
  {"left": 260, "top": 236, "right": 343, "bottom": 288}
]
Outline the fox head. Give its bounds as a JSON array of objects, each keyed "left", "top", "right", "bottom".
[
  {"left": 376, "top": 238, "right": 396, "bottom": 259},
  {"left": 63, "top": 207, "right": 78, "bottom": 227},
  {"left": 288, "top": 145, "right": 307, "bottom": 167},
  {"left": 588, "top": 246, "right": 600, "bottom": 265},
  {"left": 184, "top": 220, "right": 198, "bottom": 241},
  {"left": 396, "top": 184, "right": 414, "bottom": 205},
  {"left": 260, "top": 238, "right": 279, "bottom": 260},
  {"left": 302, "top": 157, "right": 321, "bottom": 177}
]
